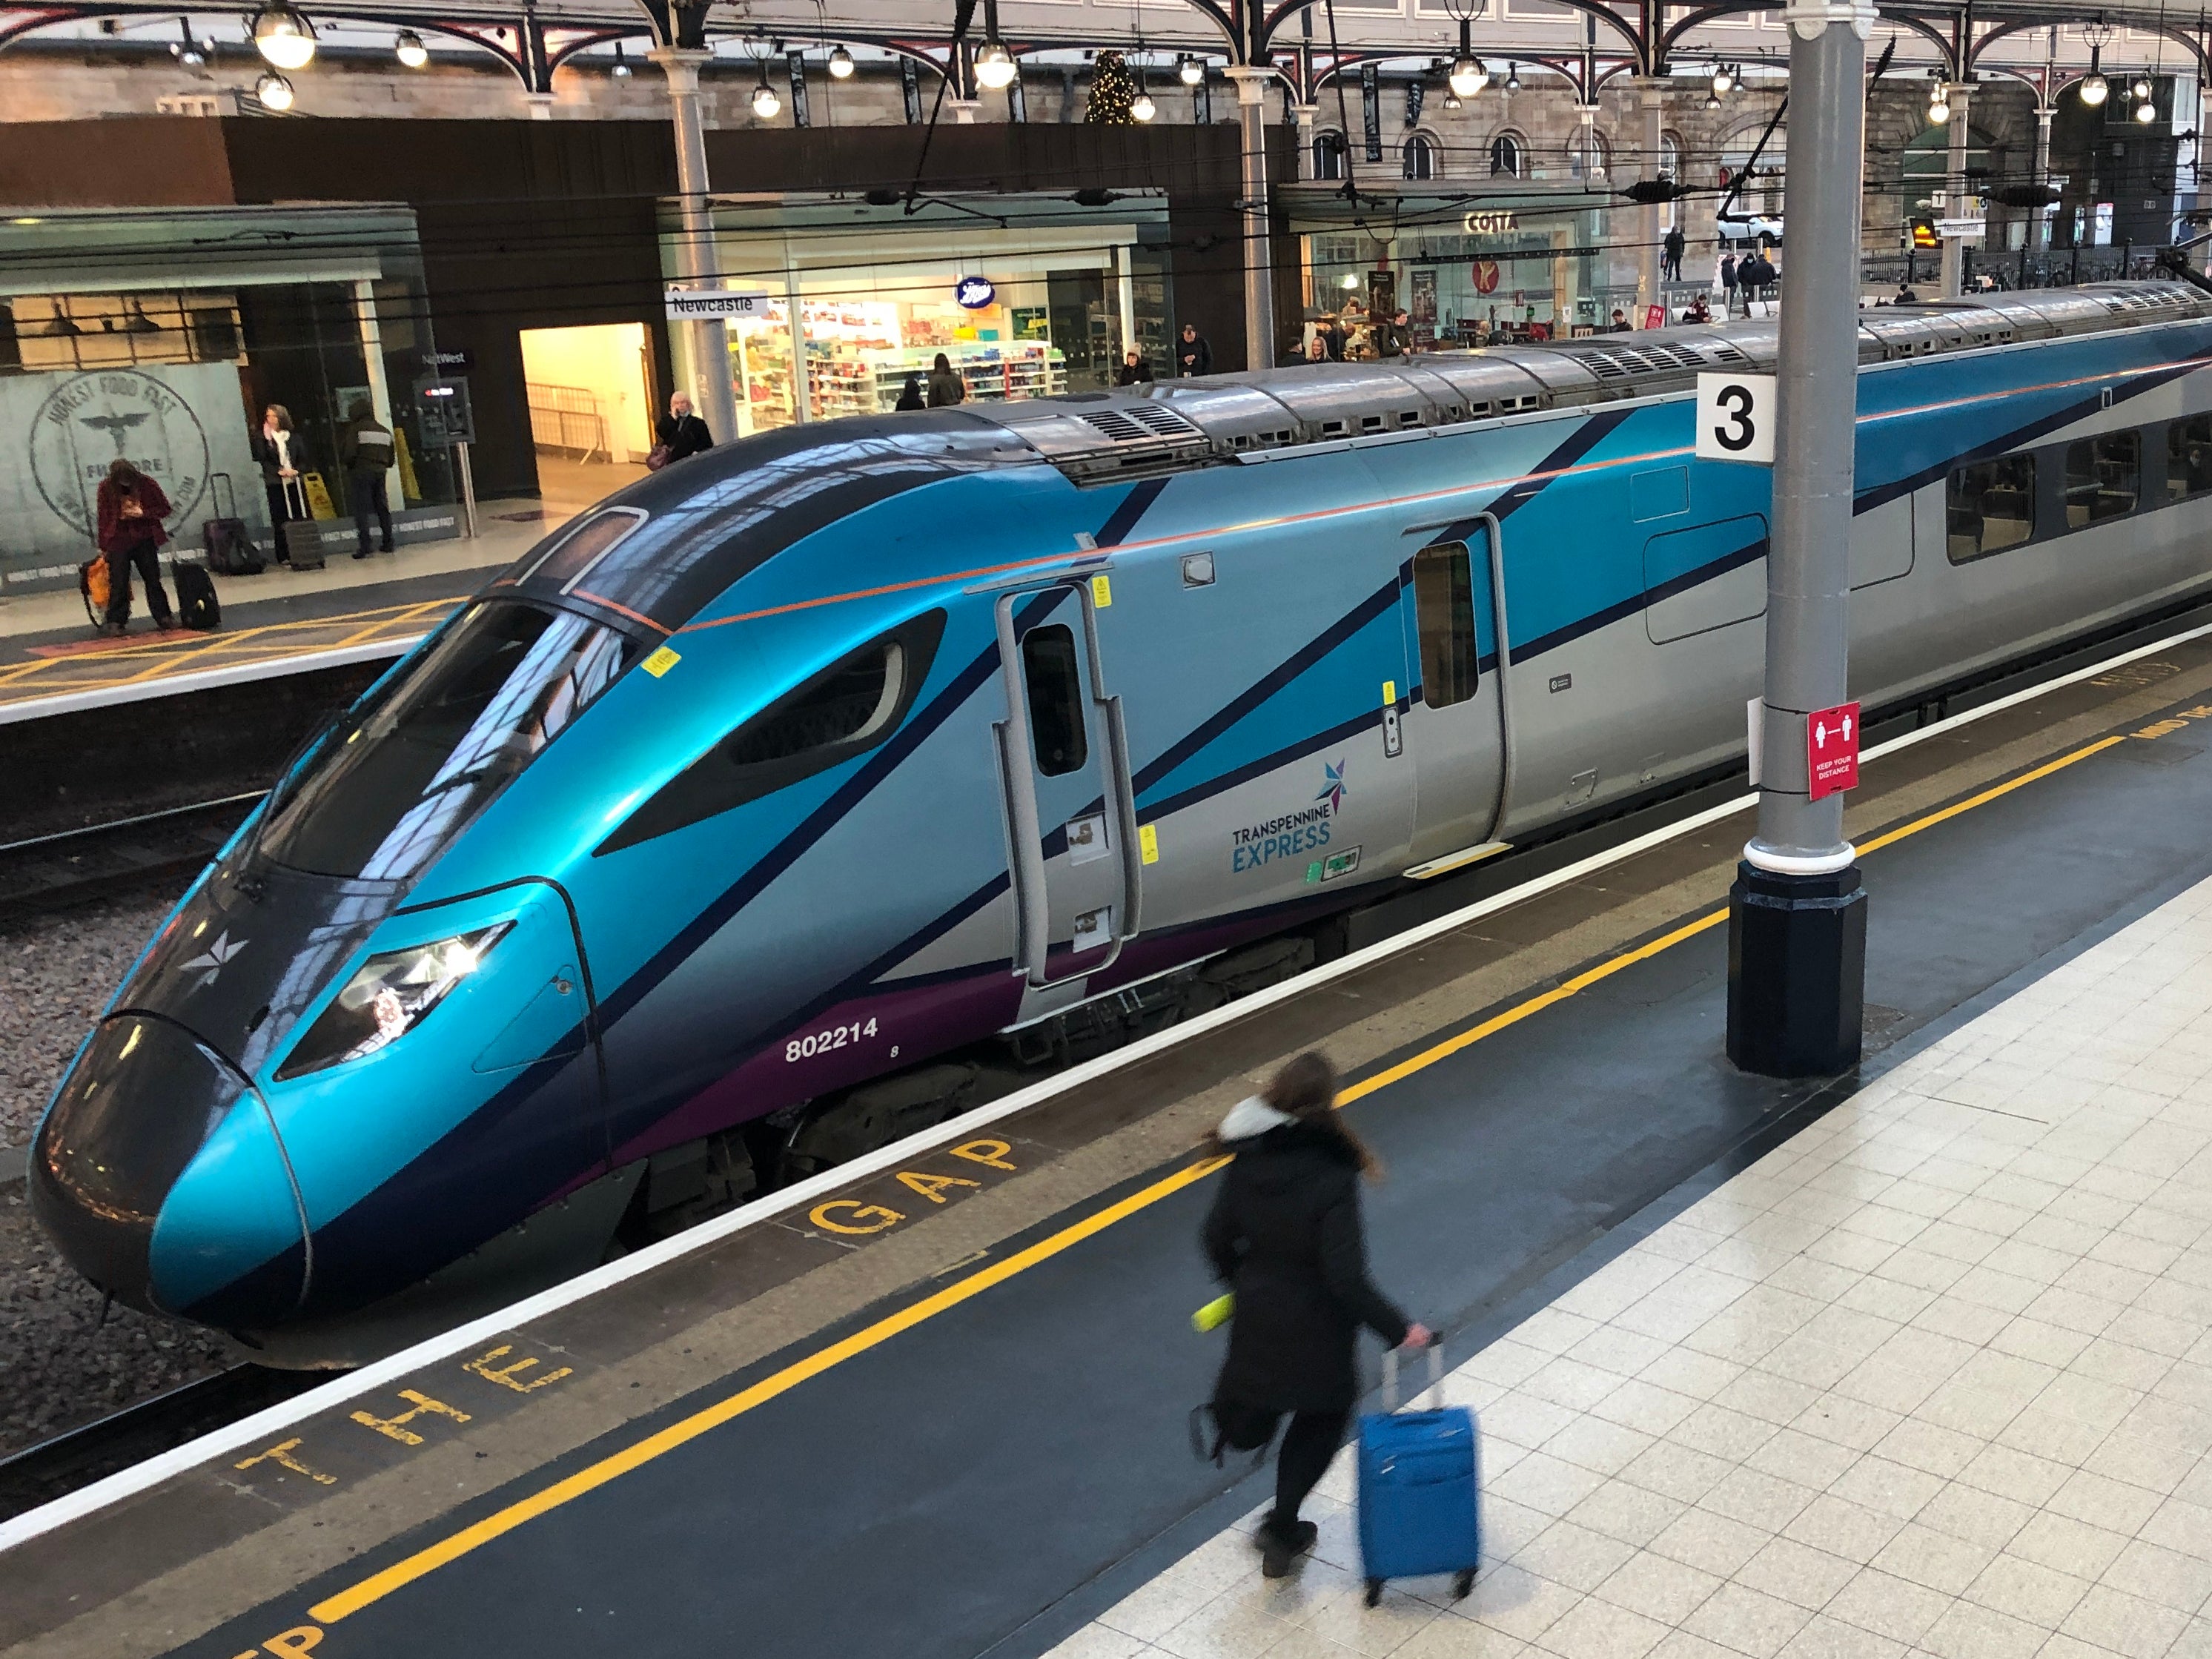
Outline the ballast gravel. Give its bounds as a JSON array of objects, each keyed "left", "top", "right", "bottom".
[{"left": 0, "top": 887, "right": 231, "bottom": 1457}]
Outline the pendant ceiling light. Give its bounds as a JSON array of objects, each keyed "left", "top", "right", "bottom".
[
  {"left": 2136, "top": 95, "right": 2158, "bottom": 121},
  {"left": 250, "top": 2, "right": 316, "bottom": 70},
  {"left": 1505, "top": 61, "right": 1521, "bottom": 90},
  {"left": 1178, "top": 53, "right": 1203, "bottom": 85},
  {"left": 172, "top": 17, "right": 208, "bottom": 65},
  {"left": 1448, "top": 19, "right": 1486, "bottom": 98},
  {"left": 828, "top": 44, "right": 854, "bottom": 77},
  {"left": 1133, "top": 87, "right": 1157, "bottom": 119},
  {"left": 974, "top": 0, "right": 1016, "bottom": 90},
  {"left": 2081, "top": 42, "right": 2109, "bottom": 106},
  {"left": 2132, "top": 75, "right": 2153, "bottom": 99},
  {"left": 752, "top": 66, "right": 781, "bottom": 118},
  {"left": 394, "top": 29, "right": 427, "bottom": 67},
  {"left": 1712, "top": 62, "right": 1732, "bottom": 93},
  {"left": 975, "top": 40, "right": 1016, "bottom": 89},
  {"left": 611, "top": 42, "right": 631, "bottom": 77},
  {"left": 256, "top": 68, "right": 296, "bottom": 108}
]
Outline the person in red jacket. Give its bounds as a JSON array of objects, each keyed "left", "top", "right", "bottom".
[{"left": 95, "top": 459, "right": 175, "bottom": 635}]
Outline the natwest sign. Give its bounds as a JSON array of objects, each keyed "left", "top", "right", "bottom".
[{"left": 1807, "top": 701, "right": 1861, "bottom": 801}]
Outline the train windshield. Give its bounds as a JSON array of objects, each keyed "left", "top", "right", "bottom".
[{"left": 257, "top": 600, "right": 636, "bottom": 882}]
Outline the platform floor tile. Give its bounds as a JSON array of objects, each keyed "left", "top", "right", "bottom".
[{"left": 1046, "top": 872, "right": 2212, "bottom": 1659}]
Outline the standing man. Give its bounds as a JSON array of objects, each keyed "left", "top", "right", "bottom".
[
  {"left": 1176, "top": 322, "right": 1212, "bottom": 377},
  {"left": 1662, "top": 225, "right": 1686, "bottom": 283},
  {"left": 1373, "top": 309, "right": 1411, "bottom": 358},
  {"left": 340, "top": 399, "right": 396, "bottom": 561},
  {"left": 656, "top": 392, "right": 714, "bottom": 465}
]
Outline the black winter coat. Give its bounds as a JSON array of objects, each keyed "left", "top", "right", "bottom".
[{"left": 1203, "top": 1113, "right": 1408, "bottom": 1414}]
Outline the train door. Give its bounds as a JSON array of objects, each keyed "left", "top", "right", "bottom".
[
  {"left": 462, "top": 882, "right": 608, "bottom": 1188},
  {"left": 992, "top": 576, "right": 1145, "bottom": 991},
  {"left": 1402, "top": 525, "right": 1510, "bottom": 867}
]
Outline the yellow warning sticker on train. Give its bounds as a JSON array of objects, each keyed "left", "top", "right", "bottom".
[
  {"left": 1090, "top": 574, "right": 1113, "bottom": 608},
  {"left": 643, "top": 646, "right": 682, "bottom": 678},
  {"left": 1382, "top": 681, "right": 1397, "bottom": 706},
  {"left": 1139, "top": 824, "right": 1159, "bottom": 864}
]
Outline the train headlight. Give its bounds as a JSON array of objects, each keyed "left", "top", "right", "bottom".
[{"left": 276, "top": 924, "right": 512, "bottom": 1080}]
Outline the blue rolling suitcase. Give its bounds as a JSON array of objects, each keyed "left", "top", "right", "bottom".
[{"left": 1357, "top": 1346, "right": 1481, "bottom": 1606}]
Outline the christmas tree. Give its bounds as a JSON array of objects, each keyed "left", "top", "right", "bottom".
[{"left": 1086, "top": 50, "right": 1137, "bottom": 123}]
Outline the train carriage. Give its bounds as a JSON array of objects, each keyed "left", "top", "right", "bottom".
[{"left": 31, "top": 280, "right": 2212, "bottom": 1361}]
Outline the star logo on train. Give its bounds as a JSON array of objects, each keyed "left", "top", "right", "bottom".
[
  {"left": 1315, "top": 759, "right": 1349, "bottom": 814},
  {"left": 179, "top": 930, "right": 247, "bottom": 990}
]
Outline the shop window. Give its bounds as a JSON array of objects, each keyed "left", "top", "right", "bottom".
[
  {"left": 2065, "top": 431, "right": 2139, "bottom": 528},
  {"left": 2168, "top": 414, "right": 2212, "bottom": 501},
  {"left": 598, "top": 612, "right": 944, "bottom": 854},
  {"left": 1022, "top": 624, "right": 1090, "bottom": 776},
  {"left": 1314, "top": 131, "right": 1348, "bottom": 180},
  {"left": 1403, "top": 134, "right": 1438, "bottom": 180},
  {"left": 1414, "top": 543, "right": 1480, "bottom": 708},
  {"left": 1489, "top": 133, "right": 1524, "bottom": 177},
  {"left": 1947, "top": 455, "right": 2036, "bottom": 562}
]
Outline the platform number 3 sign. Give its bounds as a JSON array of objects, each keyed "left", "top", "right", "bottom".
[{"left": 1695, "top": 372, "right": 1777, "bottom": 466}]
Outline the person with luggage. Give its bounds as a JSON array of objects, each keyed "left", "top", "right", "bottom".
[
  {"left": 94, "top": 458, "right": 175, "bottom": 635},
  {"left": 253, "top": 404, "right": 311, "bottom": 567},
  {"left": 1200, "top": 1051, "right": 1431, "bottom": 1580},
  {"left": 340, "top": 399, "right": 396, "bottom": 560}
]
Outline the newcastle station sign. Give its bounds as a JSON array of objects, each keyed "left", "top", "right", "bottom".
[{"left": 664, "top": 286, "right": 774, "bottom": 321}]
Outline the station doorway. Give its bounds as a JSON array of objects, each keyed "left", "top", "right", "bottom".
[{"left": 517, "top": 323, "right": 654, "bottom": 512}]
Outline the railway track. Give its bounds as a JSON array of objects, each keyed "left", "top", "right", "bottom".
[
  {"left": 0, "top": 793, "right": 262, "bottom": 922},
  {"left": 0, "top": 1363, "right": 329, "bottom": 1523}
]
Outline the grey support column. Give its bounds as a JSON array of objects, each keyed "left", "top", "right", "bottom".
[
  {"left": 1939, "top": 80, "right": 1973, "bottom": 297},
  {"left": 1726, "top": 0, "right": 1871, "bottom": 1079},
  {"left": 651, "top": 47, "right": 743, "bottom": 448},
  {"left": 1225, "top": 66, "right": 1277, "bottom": 371},
  {"left": 2030, "top": 105, "right": 2053, "bottom": 251},
  {"left": 1639, "top": 79, "right": 1666, "bottom": 316}
]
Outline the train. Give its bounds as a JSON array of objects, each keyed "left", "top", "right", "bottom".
[{"left": 30, "top": 280, "right": 2212, "bottom": 1362}]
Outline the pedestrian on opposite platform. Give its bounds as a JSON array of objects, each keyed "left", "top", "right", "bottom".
[
  {"left": 657, "top": 393, "right": 715, "bottom": 463},
  {"left": 96, "top": 458, "right": 175, "bottom": 635},
  {"left": 1200, "top": 1050, "right": 1432, "bottom": 1580},
  {"left": 927, "top": 354, "right": 967, "bottom": 407},
  {"left": 340, "top": 399, "right": 396, "bottom": 561},
  {"left": 894, "top": 372, "right": 927, "bottom": 411},
  {"left": 1116, "top": 349, "right": 1155, "bottom": 386},
  {"left": 254, "top": 403, "right": 309, "bottom": 567},
  {"left": 1719, "top": 252, "right": 1738, "bottom": 312},
  {"left": 1177, "top": 322, "right": 1212, "bottom": 377},
  {"left": 1663, "top": 225, "right": 1686, "bottom": 282}
]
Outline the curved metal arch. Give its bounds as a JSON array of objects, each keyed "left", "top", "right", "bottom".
[
  {"left": 1970, "top": 13, "right": 2207, "bottom": 78},
  {"left": 1872, "top": 12, "right": 1959, "bottom": 73},
  {"left": 543, "top": 27, "right": 635, "bottom": 73}
]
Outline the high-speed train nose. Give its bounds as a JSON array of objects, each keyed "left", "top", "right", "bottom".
[{"left": 30, "top": 1014, "right": 308, "bottom": 1326}]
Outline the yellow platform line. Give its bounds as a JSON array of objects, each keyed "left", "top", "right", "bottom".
[{"left": 299, "top": 728, "right": 2134, "bottom": 1626}]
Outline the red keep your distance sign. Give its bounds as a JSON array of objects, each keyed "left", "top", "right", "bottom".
[
  {"left": 1807, "top": 701, "right": 1861, "bottom": 801},
  {"left": 1473, "top": 259, "right": 1501, "bottom": 294}
]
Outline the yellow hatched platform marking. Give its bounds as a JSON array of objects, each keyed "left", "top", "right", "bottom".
[{"left": 301, "top": 729, "right": 2136, "bottom": 1627}]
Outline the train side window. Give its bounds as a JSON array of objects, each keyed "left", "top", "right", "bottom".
[
  {"left": 595, "top": 611, "right": 945, "bottom": 855},
  {"left": 1946, "top": 455, "right": 2036, "bottom": 563},
  {"left": 2168, "top": 415, "right": 2212, "bottom": 501},
  {"left": 1021, "top": 625, "right": 1089, "bottom": 776},
  {"left": 2065, "top": 431, "right": 2140, "bottom": 527},
  {"left": 1412, "top": 543, "right": 1479, "bottom": 708}
]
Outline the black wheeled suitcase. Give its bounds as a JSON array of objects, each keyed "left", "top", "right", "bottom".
[
  {"left": 202, "top": 473, "right": 264, "bottom": 576},
  {"left": 281, "top": 476, "right": 325, "bottom": 572},
  {"left": 174, "top": 560, "right": 220, "bottom": 631}
]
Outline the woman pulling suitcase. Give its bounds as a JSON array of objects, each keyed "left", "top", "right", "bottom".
[{"left": 1201, "top": 1052, "right": 1431, "bottom": 1578}]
